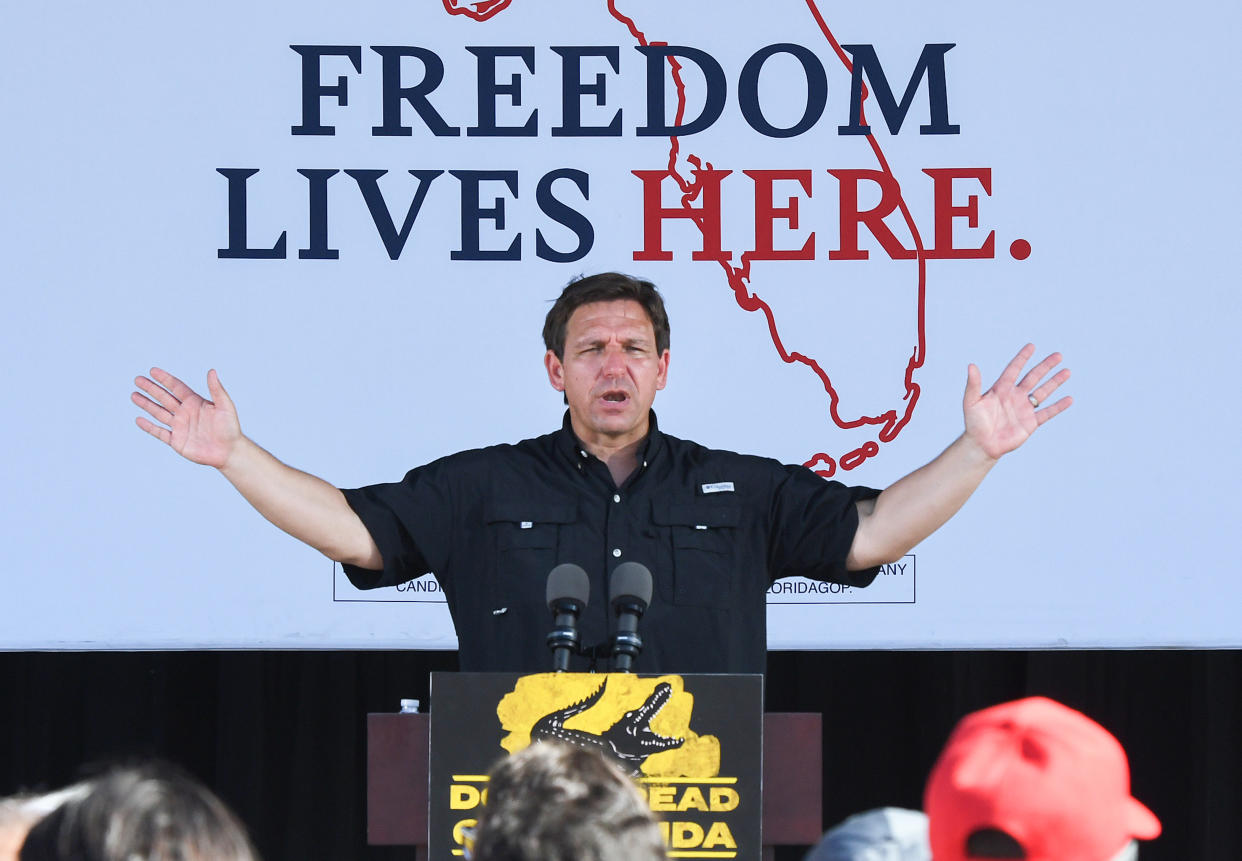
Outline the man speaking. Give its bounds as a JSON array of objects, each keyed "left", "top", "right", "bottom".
[{"left": 131, "top": 272, "right": 1070, "bottom": 674}]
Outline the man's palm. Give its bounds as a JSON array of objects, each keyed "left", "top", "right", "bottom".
[
  {"left": 963, "top": 344, "right": 1072, "bottom": 460},
  {"left": 133, "top": 368, "right": 241, "bottom": 468}
]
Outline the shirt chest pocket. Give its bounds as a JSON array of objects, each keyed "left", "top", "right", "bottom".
[
  {"left": 485, "top": 501, "right": 577, "bottom": 573},
  {"left": 652, "top": 502, "right": 740, "bottom": 608}
]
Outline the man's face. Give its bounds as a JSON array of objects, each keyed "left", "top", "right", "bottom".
[{"left": 545, "top": 299, "right": 669, "bottom": 449}]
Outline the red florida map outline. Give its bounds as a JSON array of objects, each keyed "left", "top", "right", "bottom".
[{"left": 442, "top": 0, "right": 930, "bottom": 478}]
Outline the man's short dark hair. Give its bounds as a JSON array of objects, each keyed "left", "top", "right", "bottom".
[
  {"left": 19, "top": 762, "right": 259, "bottom": 861},
  {"left": 470, "top": 742, "right": 667, "bottom": 861},
  {"left": 543, "top": 272, "right": 670, "bottom": 359}
]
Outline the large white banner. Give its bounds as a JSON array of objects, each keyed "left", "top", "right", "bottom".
[{"left": 3, "top": 0, "right": 1239, "bottom": 649}]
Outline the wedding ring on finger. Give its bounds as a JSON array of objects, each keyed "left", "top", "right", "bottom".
[{"left": 1028, "top": 393, "right": 1040, "bottom": 408}]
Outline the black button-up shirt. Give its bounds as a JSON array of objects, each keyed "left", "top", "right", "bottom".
[{"left": 341, "top": 412, "right": 880, "bottom": 674}]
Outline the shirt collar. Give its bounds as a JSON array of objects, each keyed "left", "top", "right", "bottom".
[{"left": 556, "top": 410, "right": 664, "bottom": 469}]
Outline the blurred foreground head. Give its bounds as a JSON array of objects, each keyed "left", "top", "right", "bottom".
[
  {"left": 805, "top": 807, "right": 930, "bottom": 861},
  {"left": 18, "top": 762, "right": 259, "bottom": 861},
  {"left": 471, "top": 741, "right": 667, "bottom": 861},
  {"left": 924, "top": 696, "right": 1160, "bottom": 861},
  {"left": 0, "top": 787, "right": 88, "bottom": 861}
]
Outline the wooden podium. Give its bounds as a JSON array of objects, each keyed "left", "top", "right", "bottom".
[{"left": 367, "top": 711, "right": 822, "bottom": 860}]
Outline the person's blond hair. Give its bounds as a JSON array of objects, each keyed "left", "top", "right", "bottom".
[
  {"left": 18, "top": 763, "right": 258, "bottom": 861},
  {"left": 471, "top": 742, "right": 667, "bottom": 861}
]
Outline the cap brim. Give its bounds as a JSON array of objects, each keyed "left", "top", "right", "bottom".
[{"left": 1126, "top": 798, "right": 1162, "bottom": 839}]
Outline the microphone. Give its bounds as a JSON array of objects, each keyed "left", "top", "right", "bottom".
[
  {"left": 546, "top": 563, "right": 590, "bottom": 672},
  {"left": 609, "top": 562, "right": 653, "bottom": 673}
]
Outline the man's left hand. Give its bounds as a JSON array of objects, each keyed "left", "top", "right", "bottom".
[{"left": 964, "top": 344, "right": 1072, "bottom": 461}]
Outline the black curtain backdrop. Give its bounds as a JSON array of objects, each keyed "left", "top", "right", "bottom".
[{"left": 2, "top": 649, "right": 1237, "bottom": 860}]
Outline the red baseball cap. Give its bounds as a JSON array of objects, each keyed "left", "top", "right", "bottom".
[{"left": 924, "top": 697, "right": 1160, "bottom": 861}]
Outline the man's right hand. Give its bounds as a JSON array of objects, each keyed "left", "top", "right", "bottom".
[
  {"left": 133, "top": 368, "right": 241, "bottom": 469},
  {"left": 131, "top": 367, "right": 383, "bottom": 569}
]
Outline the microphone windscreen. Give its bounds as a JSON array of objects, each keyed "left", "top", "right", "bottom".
[
  {"left": 546, "top": 563, "right": 590, "bottom": 610},
  {"left": 610, "top": 561, "right": 653, "bottom": 607}
]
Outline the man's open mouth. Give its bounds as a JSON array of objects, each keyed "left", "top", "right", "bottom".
[{"left": 601, "top": 391, "right": 629, "bottom": 403}]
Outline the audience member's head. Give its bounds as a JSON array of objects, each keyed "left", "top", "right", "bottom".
[
  {"left": 804, "top": 807, "right": 930, "bottom": 861},
  {"left": 0, "top": 799, "right": 33, "bottom": 861},
  {"left": 924, "top": 696, "right": 1160, "bottom": 861},
  {"left": 0, "top": 786, "right": 90, "bottom": 861},
  {"left": 470, "top": 741, "right": 667, "bottom": 861},
  {"left": 18, "top": 762, "right": 259, "bottom": 861}
]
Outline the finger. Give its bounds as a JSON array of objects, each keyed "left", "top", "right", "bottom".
[
  {"left": 134, "top": 375, "right": 181, "bottom": 411},
  {"left": 1034, "top": 395, "right": 1073, "bottom": 426},
  {"left": 1017, "top": 351, "right": 1064, "bottom": 392},
  {"left": 149, "top": 367, "right": 198, "bottom": 404},
  {"left": 135, "top": 416, "right": 172, "bottom": 444},
  {"left": 206, "top": 369, "right": 234, "bottom": 412},
  {"left": 1029, "top": 368, "right": 1070, "bottom": 406},
  {"left": 994, "top": 343, "right": 1036, "bottom": 389},
  {"left": 963, "top": 363, "right": 981, "bottom": 406},
  {"left": 131, "top": 390, "right": 174, "bottom": 426}
]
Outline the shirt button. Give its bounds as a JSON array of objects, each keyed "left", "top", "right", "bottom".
[
  {"left": 613, "top": 494, "right": 621, "bottom": 503},
  {"left": 612, "top": 548, "right": 622, "bottom": 558}
]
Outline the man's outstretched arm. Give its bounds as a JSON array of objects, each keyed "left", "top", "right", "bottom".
[
  {"left": 845, "top": 344, "right": 1072, "bottom": 570},
  {"left": 132, "top": 367, "right": 382, "bottom": 569}
]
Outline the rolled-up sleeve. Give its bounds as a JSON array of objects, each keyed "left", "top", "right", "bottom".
[
  {"left": 339, "top": 462, "right": 456, "bottom": 590},
  {"left": 768, "top": 465, "right": 882, "bottom": 586}
]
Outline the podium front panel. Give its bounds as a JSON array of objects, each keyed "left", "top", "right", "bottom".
[{"left": 429, "top": 672, "right": 763, "bottom": 861}]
